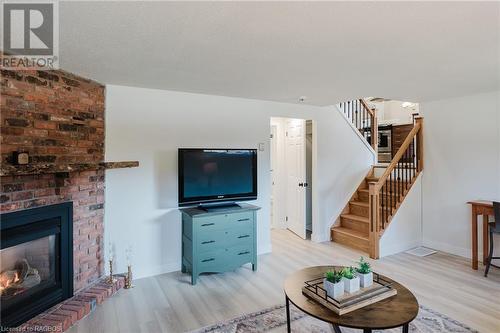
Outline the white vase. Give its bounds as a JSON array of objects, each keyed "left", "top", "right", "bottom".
[
  {"left": 323, "top": 279, "right": 344, "bottom": 299},
  {"left": 342, "top": 276, "right": 360, "bottom": 293},
  {"left": 359, "top": 272, "right": 373, "bottom": 288}
]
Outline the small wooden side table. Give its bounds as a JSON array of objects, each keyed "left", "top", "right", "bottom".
[
  {"left": 284, "top": 266, "right": 419, "bottom": 333},
  {"left": 468, "top": 200, "right": 494, "bottom": 270}
]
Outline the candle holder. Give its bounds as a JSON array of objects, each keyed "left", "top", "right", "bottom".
[
  {"left": 124, "top": 265, "right": 134, "bottom": 289},
  {"left": 106, "top": 259, "right": 117, "bottom": 284}
]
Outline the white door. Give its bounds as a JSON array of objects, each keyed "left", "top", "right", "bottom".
[
  {"left": 285, "top": 119, "right": 307, "bottom": 239},
  {"left": 270, "top": 125, "right": 278, "bottom": 228}
]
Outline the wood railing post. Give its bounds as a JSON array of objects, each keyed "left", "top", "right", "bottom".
[
  {"left": 415, "top": 117, "right": 424, "bottom": 172},
  {"left": 368, "top": 182, "right": 380, "bottom": 259}
]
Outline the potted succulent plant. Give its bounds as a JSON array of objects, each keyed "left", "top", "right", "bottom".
[
  {"left": 323, "top": 269, "right": 344, "bottom": 299},
  {"left": 356, "top": 257, "right": 373, "bottom": 288},
  {"left": 341, "top": 266, "right": 360, "bottom": 293}
]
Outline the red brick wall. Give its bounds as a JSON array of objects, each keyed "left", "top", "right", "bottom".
[{"left": 1, "top": 65, "right": 106, "bottom": 291}]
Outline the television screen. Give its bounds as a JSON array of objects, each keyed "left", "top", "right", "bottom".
[{"left": 178, "top": 149, "right": 257, "bottom": 206}]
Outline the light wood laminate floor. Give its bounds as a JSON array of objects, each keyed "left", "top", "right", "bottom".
[{"left": 68, "top": 229, "right": 500, "bottom": 333}]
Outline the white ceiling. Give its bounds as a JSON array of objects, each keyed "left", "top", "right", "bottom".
[{"left": 59, "top": 1, "right": 500, "bottom": 106}]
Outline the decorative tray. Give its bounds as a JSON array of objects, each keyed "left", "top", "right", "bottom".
[{"left": 301, "top": 273, "right": 397, "bottom": 315}]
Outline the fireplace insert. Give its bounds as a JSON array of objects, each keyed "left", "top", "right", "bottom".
[{"left": 1, "top": 202, "right": 73, "bottom": 328}]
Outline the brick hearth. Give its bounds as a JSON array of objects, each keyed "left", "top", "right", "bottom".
[
  {"left": 1, "top": 63, "right": 106, "bottom": 292},
  {"left": 19, "top": 276, "right": 125, "bottom": 332}
]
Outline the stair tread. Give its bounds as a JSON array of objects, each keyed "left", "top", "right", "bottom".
[
  {"left": 341, "top": 213, "right": 369, "bottom": 223},
  {"left": 331, "top": 227, "right": 369, "bottom": 240},
  {"left": 350, "top": 201, "right": 369, "bottom": 207}
]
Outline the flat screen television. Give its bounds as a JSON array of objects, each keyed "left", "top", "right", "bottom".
[{"left": 178, "top": 148, "right": 257, "bottom": 207}]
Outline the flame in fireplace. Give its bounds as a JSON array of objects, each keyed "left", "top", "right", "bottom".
[{"left": 0, "top": 272, "right": 20, "bottom": 294}]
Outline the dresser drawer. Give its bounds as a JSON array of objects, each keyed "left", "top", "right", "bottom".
[
  {"left": 197, "top": 245, "right": 254, "bottom": 272},
  {"left": 226, "top": 211, "right": 254, "bottom": 225},
  {"left": 194, "top": 211, "right": 254, "bottom": 232},
  {"left": 197, "top": 249, "right": 224, "bottom": 271},
  {"left": 197, "top": 227, "right": 254, "bottom": 253}
]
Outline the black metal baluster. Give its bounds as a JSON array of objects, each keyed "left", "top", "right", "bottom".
[
  {"left": 381, "top": 182, "right": 385, "bottom": 227},
  {"left": 396, "top": 165, "right": 399, "bottom": 205},
  {"left": 413, "top": 134, "right": 420, "bottom": 170},
  {"left": 413, "top": 135, "right": 417, "bottom": 178},
  {"left": 406, "top": 147, "right": 413, "bottom": 190},
  {"left": 389, "top": 173, "right": 392, "bottom": 214},
  {"left": 398, "top": 161, "right": 402, "bottom": 200},
  {"left": 405, "top": 148, "right": 409, "bottom": 190}
]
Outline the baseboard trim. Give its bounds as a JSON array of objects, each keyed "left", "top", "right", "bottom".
[
  {"left": 311, "top": 231, "right": 329, "bottom": 243},
  {"left": 380, "top": 240, "right": 422, "bottom": 258},
  {"left": 421, "top": 239, "right": 496, "bottom": 262},
  {"left": 133, "top": 243, "right": 273, "bottom": 280}
]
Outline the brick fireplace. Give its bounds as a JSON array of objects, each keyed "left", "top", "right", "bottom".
[
  {"left": 0, "top": 62, "right": 127, "bottom": 328},
  {"left": 1, "top": 67, "right": 106, "bottom": 292}
]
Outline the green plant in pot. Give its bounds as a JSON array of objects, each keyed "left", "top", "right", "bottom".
[
  {"left": 341, "top": 266, "right": 360, "bottom": 293},
  {"left": 356, "top": 257, "right": 373, "bottom": 288},
  {"left": 323, "top": 269, "right": 344, "bottom": 299}
]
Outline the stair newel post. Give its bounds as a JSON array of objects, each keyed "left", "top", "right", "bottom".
[
  {"left": 415, "top": 117, "right": 424, "bottom": 172},
  {"left": 368, "top": 181, "right": 380, "bottom": 259}
]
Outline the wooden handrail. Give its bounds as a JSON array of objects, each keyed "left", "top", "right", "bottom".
[
  {"left": 360, "top": 99, "right": 375, "bottom": 117},
  {"left": 368, "top": 117, "right": 423, "bottom": 259},
  {"left": 373, "top": 119, "right": 422, "bottom": 192}
]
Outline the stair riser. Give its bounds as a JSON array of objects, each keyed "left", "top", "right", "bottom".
[
  {"left": 357, "top": 191, "right": 369, "bottom": 202},
  {"left": 341, "top": 217, "right": 369, "bottom": 233},
  {"left": 349, "top": 204, "right": 369, "bottom": 218},
  {"left": 331, "top": 230, "right": 369, "bottom": 253}
]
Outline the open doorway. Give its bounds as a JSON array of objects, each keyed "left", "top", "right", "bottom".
[{"left": 270, "top": 117, "right": 313, "bottom": 240}]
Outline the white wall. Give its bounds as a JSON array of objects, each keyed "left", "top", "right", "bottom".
[
  {"left": 105, "top": 85, "right": 373, "bottom": 278},
  {"left": 420, "top": 91, "right": 500, "bottom": 259},
  {"left": 379, "top": 175, "right": 422, "bottom": 257}
]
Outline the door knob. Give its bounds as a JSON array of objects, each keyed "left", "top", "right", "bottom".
[{"left": 298, "top": 183, "right": 304, "bottom": 187}]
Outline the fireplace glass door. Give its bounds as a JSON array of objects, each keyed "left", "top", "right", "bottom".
[
  {"left": 1, "top": 235, "right": 58, "bottom": 312},
  {"left": 1, "top": 203, "right": 72, "bottom": 328}
]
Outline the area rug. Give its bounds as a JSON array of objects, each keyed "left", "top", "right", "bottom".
[{"left": 191, "top": 304, "right": 478, "bottom": 333}]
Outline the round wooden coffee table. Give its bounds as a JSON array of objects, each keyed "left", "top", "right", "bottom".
[{"left": 284, "top": 266, "right": 418, "bottom": 333}]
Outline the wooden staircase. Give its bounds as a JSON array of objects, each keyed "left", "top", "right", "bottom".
[{"left": 331, "top": 99, "right": 424, "bottom": 259}]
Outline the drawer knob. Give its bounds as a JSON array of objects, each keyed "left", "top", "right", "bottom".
[
  {"left": 238, "top": 235, "right": 250, "bottom": 239},
  {"left": 238, "top": 218, "right": 250, "bottom": 222},
  {"left": 238, "top": 251, "right": 250, "bottom": 255},
  {"left": 201, "top": 223, "right": 215, "bottom": 227},
  {"left": 201, "top": 240, "right": 215, "bottom": 244}
]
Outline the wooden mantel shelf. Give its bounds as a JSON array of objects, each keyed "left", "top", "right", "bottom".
[{"left": 0, "top": 161, "right": 139, "bottom": 176}]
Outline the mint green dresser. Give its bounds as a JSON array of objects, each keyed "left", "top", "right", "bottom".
[{"left": 181, "top": 204, "right": 260, "bottom": 285}]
